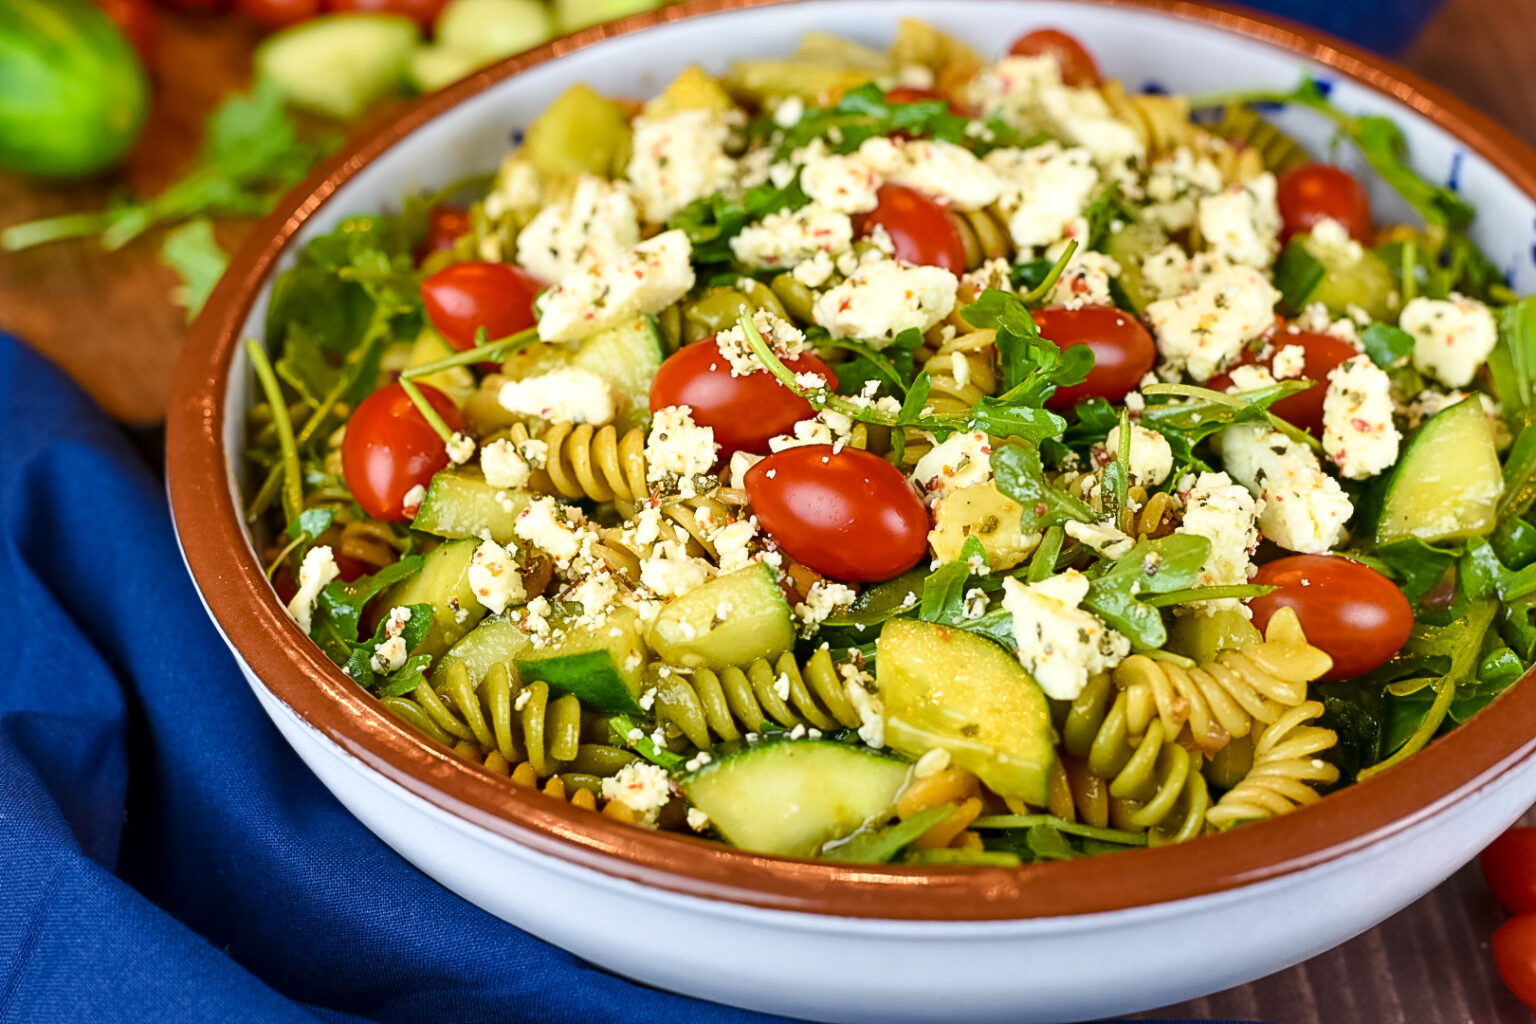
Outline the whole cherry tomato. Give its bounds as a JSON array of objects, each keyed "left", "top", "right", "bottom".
[
  {"left": 853, "top": 184, "right": 966, "bottom": 272},
  {"left": 1277, "top": 164, "right": 1373, "bottom": 243},
  {"left": 1248, "top": 554, "right": 1413, "bottom": 681},
  {"left": 1494, "top": 915, "right": 1536, "bottom": 1011},
  {"left": 649, "top": 337, "right": 840, "bottom": 459},
  {"left": 1007, "top": 28, "right": 1101, "bottom": 87},
  {"left": 94, "top": 0, "right": 157, "bottom": 63},
  {"left": 237, "top": 0, "right": 321, "bottom": 27},
  {"left": 341, "top": 382, "right": 465, "bottom": 522},
  {"left": 1483, "top": 828, "right": 1536, "bottom": 916},
  {"left": 744, "top": 445, "right": 929, "bottom": 583},
  {"left": 1207, "top": 330, "right": 1358, "bottom": 436},
  {"left": 421, "top": 261, "right": 543, "bottom": 351},
  {"left": 327, "top": 0, "right": 448, "bottom": 27},
  {"left": 884, "top": 86, "right": 969, "bottom": 118},
  {"left": 417, "top": 205, "right": 471, "bottom": 263},
  {"left": 1031, "top": 305, "right": 1156, "bottom": 409}
]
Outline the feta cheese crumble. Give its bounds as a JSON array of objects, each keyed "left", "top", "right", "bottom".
[
  {"left": 498, "top": 367, "right": 617, "bottom": 426},
  {"left": 600, "top": 762, "right": 672, "bottom": 828},
  {"left": 985, "top": 142, "right": 1099, "bottom": 250},
  {"left": 538, "top": 230, "right": 696, "bottom": 343},
  {"left": 911, "top": 430, "right": 993, "bottom": 504},
  {"left": 1146, "top": 263, "right": 1281, "bottom": 381},
  {"left": 515, "top": 175, "right": 640, "bottom": 284},
  {"left": 812, "top": 259, "right": 958, "bottom": 346},
  {"left": 1218, "top": 423, "right": 1353, "bottom": 553},
  {"left": 1399, "top": 294, "right": 1498, "bottom": 388},
  {"left": 469, "top": 538, "right": 525, "bottom": 615},
  {"left": 286, "top": 545, "right": 340, "bottom": 635},
  {"left": 481, "top": 438, "right": 533, "bottom": 490},
  {"left": 646, "top": 405, "right": 719, "bottom": 495},
  {"left": 730, "top": 202, "right": 853, "bottom": 269},
  {"left": 1195, "top": 172, "right": 1281, "bottom": 268},
  {"left": 1000, "top": 571, "right": 1130, "bottom": 701},
  {"left": 1175, "top": 472, "right": 1263, "bottom": 616},
  {"left": 1322, "top": 355, "right": 1401, "bottom": 479},
  {"left": 1104, "top": 423, "right": 1174, "bottom": 486},
  {"left": 626, "top": 109, "right": 737, "bottom": 223}
]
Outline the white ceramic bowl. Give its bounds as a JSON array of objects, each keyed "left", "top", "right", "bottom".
[{"left": 168, "top": 3, "right": 1536, "bottom": 1021}]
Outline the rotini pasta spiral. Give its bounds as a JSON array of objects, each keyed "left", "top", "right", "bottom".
[
  {"left": 533, "top": 421, "right": 649, "bottom": 505},
  {"left": 1101, "top": 81, "right": 1198, "bottom": 161},
  {"left": 647, "top": 647, "right": 863, "bottom": 748},
  {"left": 1207, "top": 104, "right": 1311, "bottom": 176},
  {"left": 591, "top": 494, "right": 734, "bottom": 585},
  {"left": 947, "top": 207, "right": 1016, "bottom": 270},
  {"left": 1205, "top": 701, "right": 1339, "bottom": 829},
  {"left": 1110, "top": 608, "right": 1332, "bottom": 755},
  {"left": 895, "top": 765, "right": 988, "bottom": 851},
  {"left": 900, "top": 328, "right": 999, "bottom": 467}
]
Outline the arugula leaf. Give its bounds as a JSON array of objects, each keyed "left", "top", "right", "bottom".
[
  {"left": 919, "top": 536, "right": 989, "bottom": 625},
  {"left": 992, "top": 444, "right": 1096, "bottom": 531},
  {"left": 821, "top": 804, "right": 957, "bottom": 863},
  {"left": 309, "top": 556, "right": 424, "bottom": 661},
  {"left": 287, "top": 506, "right": 337, "bottom": 543},
  {"left": 1083, "top": 535, "right": 1211, "bottom": 648},
  {"left": 1462, "top": 538, "right": 1536, "bottom": 603},
  {"left": 160, "top": 217, "right": 228, "bottom": 321},
  {"left": 1139, "top": 381, "right": 1314, "bottom": 467},
  {"left": 3, "top": 79, "right": 338, "bottom": 253},
  {"left": 1369, "top": 539, "right": 1460, "bottom": 603},
  {"left": 828, "top": 329, "right": 924, "bottom": 396},
  {"left": 1489, "top": 296, "right": 1536, "bottom": 419},
  {"left": 1493, "top": 516, "right": 1536, "bottom": 570},
  {"left": 768, "top": 83, "right": 1033, "bottom": 161},
  {"left": 668, "top": 172, "right": 810, "bottom": 265},
  {"left": 1313, "top": 679, "right": 1385, "bottom": 785},
  {"left": 1359, "top": 323, "right": 1415, "bottom": 369},
  {"left": 1451, "top": 643, "right": 1526, "bottom": 723},
  {"left": 1271, "top": 239, "right": 1326, "bottom": 314},
  {"left": 343, "top": 603, "right": 435, "bottom": 694},
  {"left": 1081, "top": 183, "right": 1137, "bottom": 251}
]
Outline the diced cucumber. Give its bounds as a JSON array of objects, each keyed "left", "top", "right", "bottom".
[
  {"left": 436, "top": 0, "right": 553, "bottom": 62},
  {"left": 1105, "top": 220, "right": 1169, "bottom": 315},
  {"left": 647, "top": 563, "right": 794, "bottom": 669},
  {"left": 1375, "top": 397, "right": 1504, "bottom": 545},
  {"left": 408, "top": 45, "right": 484, "bottom": 93},
  {"left": 406, "top": 328, "right": 476, "bottom": 405},
  {"left": 643, "top": 66, "right": 737, "bottom": 118},
  {"left": 521, "top": 82, "right": 631, "bottom": 180},
  {"left": 679, "top": 740, "right": 911, "bottom": 857},
  {"left": 1276, "top": 231, "right": 1396, "bottom": 321},
  {"left": 433, "top": 614, "right": 533, "bottom": 686},
  {"left": 379, "top": 538, "right": 486, "bottom": 657},
  {"left": 876, "top": 618, "right": 1055, "bottom": 804},
  {"left": 515, "top": 606, "right": 647, "bottom": 714},
  {"left": 570, "top": 315, "right": 665, "bottom": 431},
  {"left": 411, "top": 471, "right": 531, "bottom": 545},
  {"left": 255, "top": 14, "right": 421, "bottom": 121}
]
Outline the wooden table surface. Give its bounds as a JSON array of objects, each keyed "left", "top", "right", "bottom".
[{"left": 5, "top": 2, "right": 1536, "bottom": 1021}]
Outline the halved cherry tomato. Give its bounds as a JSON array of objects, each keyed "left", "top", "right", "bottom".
[
  {"left": 236, "top": 0, "right": 320, "bottom": 26},
  {"left": 1483, "top": 828, "right": 1536, "bottom": 916},
  {"left": 94, "top": 0, "right": 157, "bottom": 63},
  {"left": 745, "top": 445, "right": 929, "bottom": 582},
  {"left": 1007, "top": 28, "right": 1100, "bottom": 87},
  {"left": 1031, "top": 305, "right": 1155, "bottom": 409},
  {"left": 649, "top": 337, "right": 839, "bottom": 459},
  {"left": 1494, "top": 915, "right": 1536, "bottom": 1011},
  {"left": 1248, "top": 554, "right": 1413, "bottom": 681},
  {"left": 417, "top": 204, "right": 471, "bottom": 263},
  {"left": 421, "top": 261, "right": 543, "bottom": 351},
  {"left": 853, "top": 184, "right": 966, "bottom": 272},
  {"left": 1277, "top": 164, "right": 1373, "bottom": 243},
  {"left": 341, "top": 382, "right": 464, "bottom": 522},
  {"left": 1207, "top": 330, "right": 1358, "bottom": 436},
  {"left": 884, "top": 86, "right": 969, "bottom": 118},
  {"left": 326, "top": 0, "right": 448, "bottom": 26}
]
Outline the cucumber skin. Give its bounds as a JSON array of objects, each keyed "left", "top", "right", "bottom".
[
  {"left": 514, "top": 607, "right": 647, "bottom": 714},
  {"left": 434, "top": 615, "right": 532, "bottom": 686},
  {"left": 412, "top": 472, "right": 530, "bottom": 545},
  {"left": 647, "top": 563, "right": 795, "bottom": 669},
  {"left": 1375, "top": 397, "right": 1503, "bottom": 545},
  {"left": 680, "top": 739, "right": 911, "bottom": 857}
]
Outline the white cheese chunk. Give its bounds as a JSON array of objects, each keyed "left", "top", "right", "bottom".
[
  {"left": 1104, "top": 423, "right": 1174, "bottom": 486},
  {"left": 515, "top": 175, "right": 640, "bottom": 284},
  {"left": 1399, "top": 294, "right": 1498, "bottom": 388},
  {"left": 600, "top": 762, "right": 672, "bottom": 828},
  {"left": 626, "top": 109, "right": 737, "bottom": 223},
  {"left": 498, "top": 366, "right": 616, "bottom": 425},
  {"left": 481, "top": 438, "right": 533, "bottom": 490},
  {"left": 1000, "top": 571, "right": 1130, "bottom": 701},
  {"left": 287, "top": 545, "right": 340, "bottom": 635},
  {"left": 646, "top": 405, "right": 719, "bottom": 494},
  {"left": 1146, "top": 263, "right": 1280, "bottom": 381},
  {"left": 985, "top": 142, "right": 1100, "bottom": 251},
  {"left": 468, "top": 539, "right": 525, "bottom": 616},
  {"left": 730, "top": 202, "right": 853, "bottom": 269},
  {"left": 1143, "top": 147, "right": 1226, "bottom": 233},
  {"left": 1195, "top": 172, "right": 1281, "bottom": 268},
  {"left": 1175, "top": 471, "right": 1263, "bottom": 616},
  {"left": 538, "top": 230, "right": 696, "bottom": 343},
  {"left": 1321, "top": 355, "right": 1401, "bottom": 480},
  {"left": 1218, "top": 423, "right": 1353, "bottom": 553},
  {"left": 800, "top": 152, "right": 882, "bottom": 214},
  {"left": 911, "top": 430, "right": 993, "bottom": 504},
  {"left": 812, "top": 258, "right": 957, "bottom": 346},
  {"left": 1046, "top": 250, "right": 1122, "bottom": 309},
  {"left": 858, "top": 137, "right": 1003, "bottom": 212}
]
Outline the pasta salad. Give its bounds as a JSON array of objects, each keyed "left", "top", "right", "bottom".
[{"left": 245, "top": 19, "right": 1536, "bottom": 865}]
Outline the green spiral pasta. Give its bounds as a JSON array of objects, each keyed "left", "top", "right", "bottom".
[
  {"left": 1207, "top": 104, "right": 1311, "bottom": 176},
  {"left": 899, "top": 327, "right": 998, "bottom": 467},
  {"left": 1206, "top": 701, "right": 1339, "bottom": 829},
  {"left": 647, "top": 647, "right": 863, "bottom": 748}
]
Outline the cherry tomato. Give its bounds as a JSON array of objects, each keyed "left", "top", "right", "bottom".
[
  {"left": 1248, "top": 555, "right": 1413, "bottom": 681},
  {"left": 1277, "top": 164, "right": 1373, "bottom": 243},
  {"left": 745, "top": 445, "right": 929, "bottom": 583},
  {"left": 421, "top": 261, "right": 543, "bottom": 351},
  {"left": 327, "top": 0, "right": 448, "bottom": 27},
  {"left": 649, "top": 337, "right": 840, "bottom": 459},
  {"left": 853, "top": 184, "right": 966, "bottom": 272},
  {"left": 1031, "top": 305, "right": 1156, "bottom": 409},
  {"left": 1207, "top": 330, "right": 1358, "bottom": 435},
  {"left": 1494, "top": 915, "right": 1536, "bottom": 1011},
  {"left": 341, "top": 382, "right": 464, "bottom": 522},
  {"left": 417, "top": 205, "right": 471, "bottom": 263},
  {"left": 884, "top": 86, "right": 969, "bottom": 118},
  {"left": 94, "top": 0, "right": 157, "bottom": 63},
  {"left": 1007, "top": 28, "right": 1101, "bottom": 87},
  {"left": 236, "top": 0, "right": 321, "bottom": 26},
  {"left": 1483, "top": 829, "right": 1536, "bottom": 916}
]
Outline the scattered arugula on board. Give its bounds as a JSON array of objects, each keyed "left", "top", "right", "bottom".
[
  {"left": 160, "top": 217, "right": 230, "bottom": 321},
  {"left": 3, "top": 79, "right": 338, "bottom": 254}
]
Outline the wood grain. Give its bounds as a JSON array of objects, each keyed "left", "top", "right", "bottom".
[{"left": 3, "top": 2, "right": 1536, "bottom": 1019}]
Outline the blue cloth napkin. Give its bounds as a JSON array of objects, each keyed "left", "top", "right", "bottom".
[
  {"left": 0, "top": 336, "right": 1275, "bottom": 1023},
  {"left": 1234, "top": 0, "right": 1441, "bottom": 54}
]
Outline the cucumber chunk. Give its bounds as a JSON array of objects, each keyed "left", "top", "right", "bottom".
[
  {"left": 680, "top": 740, "right": 911, "bottom": 857},
  {"left": 434, "top": 614, "right": 533, "bottom": 686},
  {"left": 1277, "top": 231, "right": 1396, "bottom": 321},
  {"left": 570, "top": 315, "right": 665, "bottom": 431},
  {"left": 1376, "top": 397, "right": 1503, "bottom": 545},
  {"left": 521, "top": 82, "right": 630, "bottom": 180},
  {"left": 1105, "top": 220, "right": 1168, "bottom": 316},
  {"left": 379, "top": 538, "right": 486, "bottom": 657},
  {"left": 647, "top": 563, "right": 794, "bottom": 669},
  {"left": 411, "top": 471, "right": 531, "bottom": 545},
  {"left": 876, "top": 618, "right": 1055, "bottom": 804},
  {"left": 255, "top": 14, "right": 421, "bottom": 120},
  {"left": 515, "top": 606, "right": 647, "bottom": 714},
  {"left": 437, "top": 0, "right": 553, "bottom": 62},
  {"left": 553, "top": 0, "right": 661, "bottom": 32}
]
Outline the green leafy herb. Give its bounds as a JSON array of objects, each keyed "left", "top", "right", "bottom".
[
  {"left": 918, "top": 536, "right": 989, "bottom": 624},
  {"left": 668, "top": 172, "right": 810, "bottom": 265},
  {"left": 1083, "top": 535, "right": 1212, "bottom": 649},
  {"left": 1359, "top": 323, "right": 1415, "bottom": 369},
  {"left": 160, "top": 217, "right": 228, "bottom": 321},
  {"left": 992, "top": 444, "right": 1096, "bottom": 530},
  {"left": 767, "top": 83, "right": 1032, "bottom": 162},
  {"left": 821, "top": 804, "right": 958, "bottom": 863},
  {"left": 3, "top": 79, "right": 338, "bottom": 253},
  {"left": 827, "top": 329, "right": 924, "bottom": 397},
  {"left": 307, "top": 556, "right": 425, "bottom": 663},
  {"left": 1139, "top": 380, "right": 1316, "bottom": 466},
  {"left": 609, "top": 715, "right": 686, "bottom": 771},
  {"left": 287, "top": 506, "right": 337, "bottom": 543},
  {"left": 1369, "top": 538, "right": 1461, "bottom": 603},
  {"left": 1271, "top": 239, "right": 1326, "bottom": 314},
  {"left": 345, "top": 603, "right": 436, "bottom": 696}
]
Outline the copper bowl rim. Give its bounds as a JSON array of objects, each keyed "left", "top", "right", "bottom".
[{"left": 168, "top": 0, "right": 1536, "bottom": 922}]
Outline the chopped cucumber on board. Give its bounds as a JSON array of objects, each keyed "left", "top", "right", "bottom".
[
  {"left": 255, "top": 15, "right": 421, "bottom": 120},
  {"left": 409, "top": 0, "right": 556, "bottom": 92},
  {"left": 1375, "top": 396, "right": 1504, "bottom": 545},
  {"left": 680, "top": 740, "right": 912, "bottom": 857}
]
